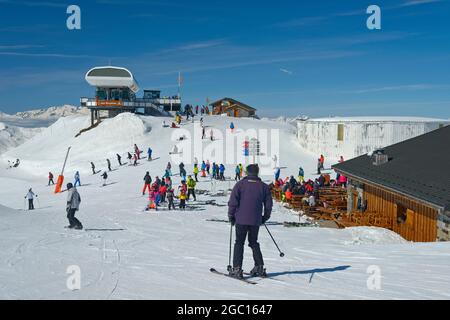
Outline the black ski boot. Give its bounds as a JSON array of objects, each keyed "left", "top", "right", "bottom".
[
  {"left": 249, "top": 265, "right": 267, "bottom": 278},
  {"left": 229, "top": 267, "right": 244, "bottom": 279},
  {"left": 74, "top": 224, "right": 83, "bottom": 230}
]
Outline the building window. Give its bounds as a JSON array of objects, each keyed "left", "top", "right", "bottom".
[
  {"left": 396, "top": 204, "right": 407, "bottom": 224},
  {"left": 337, "top": 124, "right": 344, "bottom": 141}
]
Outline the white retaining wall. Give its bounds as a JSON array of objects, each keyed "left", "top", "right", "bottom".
[{"left": 297, "top": 117, "right": 449, "bottom": 161}]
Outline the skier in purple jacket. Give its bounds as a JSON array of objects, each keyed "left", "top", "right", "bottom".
[{"left": 228, "top": 164, "right": 273, "bottom": 279}]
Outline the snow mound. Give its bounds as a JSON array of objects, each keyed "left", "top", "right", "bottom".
[
  {"left": 343, "top": 227, "right": 408, "bottom": 245},
  {"left": 1, "top": 113, "right": 154, "bottom": 175},
  {"left": 0, "top": 122, "right": 43, "bottom": 155}
]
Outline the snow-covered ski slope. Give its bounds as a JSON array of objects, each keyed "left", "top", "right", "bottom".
[{"left": 0, "top": 114, "right": 449, "bottom": 300}]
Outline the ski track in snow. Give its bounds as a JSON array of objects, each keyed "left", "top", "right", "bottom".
[{"left": 0, "top": 114, "right": 449, "bottom": 299}]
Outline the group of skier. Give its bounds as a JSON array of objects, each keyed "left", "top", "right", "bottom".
[{"left": 21, "top": 113, "right": 281, "bottom": 279}]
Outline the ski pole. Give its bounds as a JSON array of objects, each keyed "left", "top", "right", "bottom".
[
  {"left": 36, "top": 197, "right": 41, "bottom": 209},
  {"left": 227, "top": 223, "right": 233, "bottom": 272},
  {"left": 264, "top": 224, "right": 285, "bottom": 257}
]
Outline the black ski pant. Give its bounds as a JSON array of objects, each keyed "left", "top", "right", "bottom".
[
  {"left": 28, "top": 199, "right": 34, "bottom": 210},
  {"left": 180, "top": 199, "right": 186, "bottom": 210},
  {"left": 187, "top": 189, "right": 196, "bottom": 201},
  {"left": 67, "top": 208, "right": 82, "bottom": 228},
  {"left": 194, "top": 173, "right": 198, "bottom": 182},
  {"left": 235, "top": 173, "right": 240, "bottom": 181},
  {"left": 48, "top": 179, "right": 55, "bottom": 185},
  {"left": 233, "top": 224, "right": 264, "bottom": 268},
  {"left": 168, "top": 199, "right": 175, "bottom": 210}
]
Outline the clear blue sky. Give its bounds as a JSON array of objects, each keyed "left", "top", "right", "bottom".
[{"left": 0, "top": 0, "right": 449, "bottom": 118}]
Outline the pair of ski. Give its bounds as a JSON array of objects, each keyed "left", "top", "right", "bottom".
[{"left": 210, "top": 268, "right": 268, "bottom": 285}]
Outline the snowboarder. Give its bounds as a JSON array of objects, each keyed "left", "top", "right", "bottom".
[
  {"left": 107, "top": 159, "right": 112, "bottom": 172},
  {"left": 48, "top": 172, "right": 55, "bottom": 186},
  {"left": 74, "top": 171, "right": 81, "bottom": 187},
  {"left": 147, "top": 147, "right": 153, "bottom": 161},
  {"left": 167, "top": 188, "right": 176, "bottom": 210},
  {"left": 101, "top": 172, "right": 108, "bottom": 186},
  {"left": 228, "top": 164, "right": 273, "bottom": 279},
  {"left": 24, "top": 188, "right": 36, "bottom": 210},
  {"left": 143, "top": 172, "right": 152, "bottom": 195},
  {"left": 117, "top": 154, "right": 122, "bottom": 166},
  {"left": 91, "top": 162, "right": 96, "bottom": 175},
  {"left": 193, "top": 164, "right": 199, "bottom": 182},
  {"left": 187, "top": 176, "right": 197, "bottom": 201},
  {"left": 234, "top": 165, "right": 241, "bottom": 181},
  {"left": 66, "top": 183, "right": 82, "bottom": 230}
]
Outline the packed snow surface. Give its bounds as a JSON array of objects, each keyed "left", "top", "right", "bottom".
[{"left": 0, "top": 113, "right": 449, "bottom": 300}]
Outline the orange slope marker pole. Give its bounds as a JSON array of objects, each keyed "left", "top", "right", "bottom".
[{"left": 55, "top": 146, "right": 72, "bottom": 194}]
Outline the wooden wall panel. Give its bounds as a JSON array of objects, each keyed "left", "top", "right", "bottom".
[{"left": 358, "top": 183, "right": 438, "bottom": 242}]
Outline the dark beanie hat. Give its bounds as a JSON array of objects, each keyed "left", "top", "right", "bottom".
[
  {"left": 67, "top": 183, "right": 73, "bottom": 190},
  {"left": 246, "top": 164, "right": 259, "bottom": 177}
]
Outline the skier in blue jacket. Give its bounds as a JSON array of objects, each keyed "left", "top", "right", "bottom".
[
  {"left": 74, "top": 171, "right": 81, "bottom": 187},
  {"left": 234, "top": 165, "right": 241, "bottom": 181},
  {"left": 219, "top": 164, "right": 226, "bottom": 181}
]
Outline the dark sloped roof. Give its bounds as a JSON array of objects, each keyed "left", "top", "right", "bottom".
[
  {"left": 333, "top": 125, "right": 450, "bottom": 211},
  {"left": 210, "top": 97, "right": 256, "bottom": 111}
]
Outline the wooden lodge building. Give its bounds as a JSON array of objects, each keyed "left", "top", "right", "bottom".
[
  {"left": 333, "top": 126, "right": 450, "bottom": 242},
  {"left": 210, "top": 98, "right": 257, "bottom": 118}
]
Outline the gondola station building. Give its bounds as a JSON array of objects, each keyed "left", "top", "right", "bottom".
[{"left": 81, "top": 66, "right": 181, "bottom": 126}]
